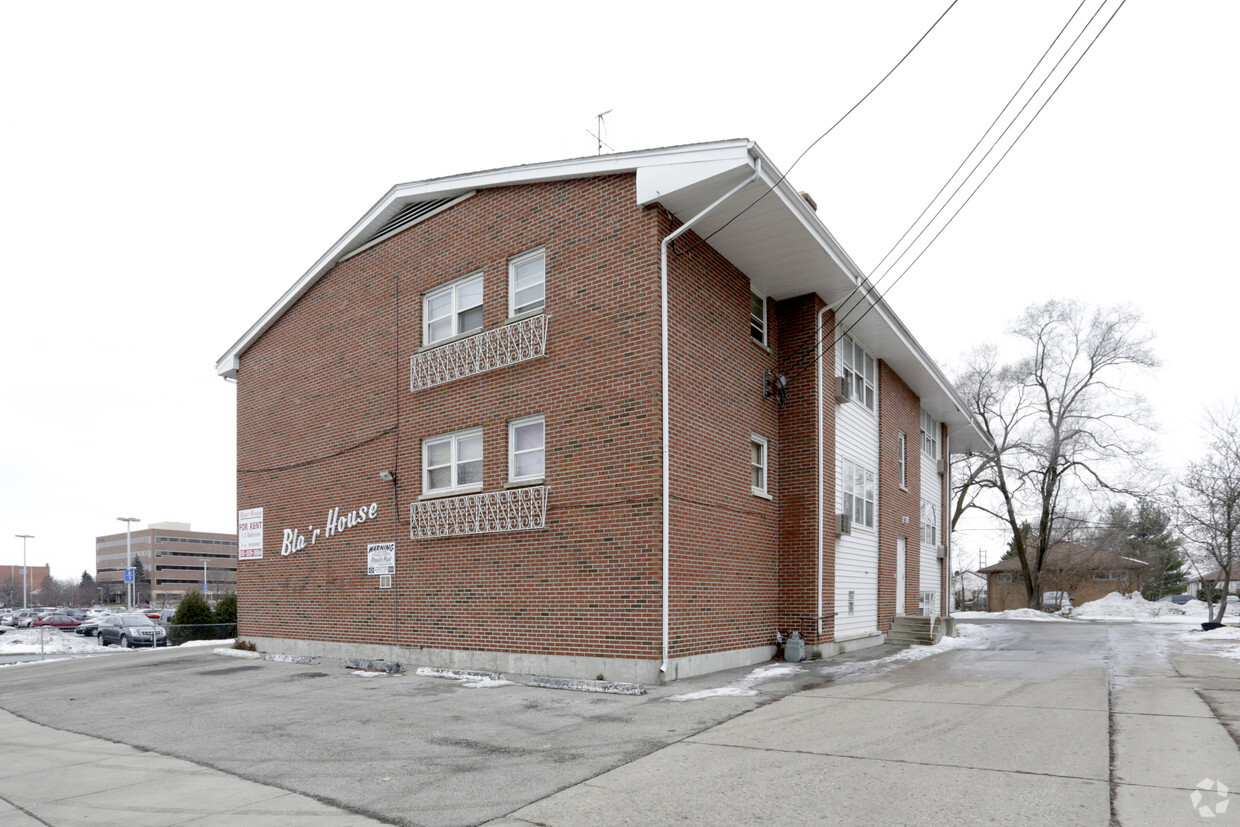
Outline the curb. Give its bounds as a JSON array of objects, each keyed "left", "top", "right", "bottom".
[
  {"left": 528, "top": 676, "right": 646, "bottom": 696},
  {"left": 415, "top": 667, "right": 503, "bottom": 682},
  {"left": 344, "top": 658, "right": 401, "bottom": 674},
  {"left": 263, "top": 653, "right": 320, "bottom": 665},
  {"left": 214, "top": 648, "right": 260, "bottom": 659}
]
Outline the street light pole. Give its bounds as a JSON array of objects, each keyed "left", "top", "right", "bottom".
[
  {"left": 117, "top": 517, "right": 140, "bottom": 607},
  {"left": 15, "top": 535, "right": 33, "bottom": 609},
  {"left": 202, "top": 559, "right": 208, "bottom": 601}
]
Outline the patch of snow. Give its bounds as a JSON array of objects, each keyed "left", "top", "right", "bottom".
[
  {"left": 461, "top": 677, "right": 517, "bottom": 689},
  {"left": 179, "top": 638, "right": 235, "bottom": 648},
  {"left": 955, "top": 609, "right": 1070, "bottom": 621},
  {"left": 1072, "top": 592, "right": 1202, "bottom": 622},
  {"left": 668, "top": 663, "right": 803, "bottom": 702},
  {"left": 0, "top": 628, "right": 106, "bottom": 655},
  {"left": 350, "top": 670, "right": 385, "bottom": 677}
]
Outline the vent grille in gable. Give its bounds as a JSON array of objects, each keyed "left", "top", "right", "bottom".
[{"left": 373, "top": 197, "right": 454, "bottom": 240}]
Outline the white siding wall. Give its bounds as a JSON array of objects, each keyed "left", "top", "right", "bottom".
[
  {"left": 919, "top": 418, "right": 942, "bottom": 616},
  {"left": 835, "top": 345, "right": 880, "bottom": 639}
]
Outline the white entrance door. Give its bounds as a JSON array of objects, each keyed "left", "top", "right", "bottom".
[{"left": 896, "top": 537, "right": 907, "bottom": 615}]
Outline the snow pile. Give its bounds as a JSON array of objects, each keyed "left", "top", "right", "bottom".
[
  {"left": 0, "top": 628, "right": 102, "bottom": 655},
  {"left": 1071, "top": 592, "right": 1196, "bottom": 620},
  {"left": 955, "top": 609, "right": 1070, "bottom": 622},
  {"left": 669, "top": 663, "right": 802, "bottom": 702}
]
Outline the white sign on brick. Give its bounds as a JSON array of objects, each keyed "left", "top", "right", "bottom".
[
  {"left": 367, "top": 542, "right": 395, "bottom": 575},
  {"left": 238, "top": 507, "right": 264, "bottom": 560}
]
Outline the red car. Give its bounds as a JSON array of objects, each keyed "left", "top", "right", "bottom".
[{"left": 32, "top": 614, "right": 81, "bottom": 631}]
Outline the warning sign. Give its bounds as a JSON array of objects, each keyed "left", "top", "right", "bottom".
[{"left": 367, "top": 542, "right": 395, "bottom": 575}]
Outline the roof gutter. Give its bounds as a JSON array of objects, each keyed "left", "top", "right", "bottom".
[{"left": 658, "top": 157, "right": 760, "bottom": 678}]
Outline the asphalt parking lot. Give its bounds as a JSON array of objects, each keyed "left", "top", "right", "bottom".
[{"left": 4, "top": 620, "right": 1240, "bottom": 825}]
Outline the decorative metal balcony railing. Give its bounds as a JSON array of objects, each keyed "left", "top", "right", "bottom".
[
  {"left": 410, "top": 314, "right": 547, "bottom": 391},
  {"left": 410, "top": 485, "right": 547, "bottom": 539}
]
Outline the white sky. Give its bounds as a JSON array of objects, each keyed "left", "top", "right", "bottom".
[{"left": 2, "top": 1, "right": 1235, "bottom": 582}]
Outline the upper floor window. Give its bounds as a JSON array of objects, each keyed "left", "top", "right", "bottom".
[
  {"left": 423, "top": 429, "right": 483, "bottom": 494},
  {"left": 841, "top": 335, "right": 875, "bottom": 410},
  {"left": 751, "top": 435, "right": 769, "bottom": 496},
  {"left": 749, "top": 291, "right": 767, "bottom": 346},
  {"left": 425, "top": 274, "right": 483, "bottom": 345},
  {"left": 920, "top": 410, "right": 939, "bottom": 459},
  {"left": 509, "top": 415, "right": 545, "bottom": 482},
  {"left": 509, "top": 249, "right": 545, "bottom": 317},
  {"left": 841, "top": 458, "right": 875, "bottom": 528},
  {"left": 897, "top": 432, "right": 908, "bottom": 489}
]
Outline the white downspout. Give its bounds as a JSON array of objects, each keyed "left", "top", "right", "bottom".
[
  {"left": 816, "top": 305, "right": 828, "bottom": 636},
  {"left": 659, "top": 160, "right": 761, "bottom": 676}
]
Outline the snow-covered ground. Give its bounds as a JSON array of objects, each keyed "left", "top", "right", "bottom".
[
  {"left": 0, "top": 627, "right": 236, "bottom": 667},
  {"left": 957, "top": 593, "right": 1216, "bottom": 624}
]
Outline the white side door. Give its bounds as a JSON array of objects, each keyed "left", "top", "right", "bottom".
[{"left": 896, "top": 537, "right": 906, "bottom": 615}]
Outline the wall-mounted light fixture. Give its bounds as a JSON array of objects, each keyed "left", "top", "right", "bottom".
[{"left": 378, "top": 470, "right": 395, "bottom": 483}]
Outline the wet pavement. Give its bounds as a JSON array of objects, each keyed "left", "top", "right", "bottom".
[{"left": 1, "top": 620, "right": 1237, "bottom": 825}]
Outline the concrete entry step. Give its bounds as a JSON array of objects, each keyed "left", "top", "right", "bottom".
[{"left": 888, "top": 615, "right": 943, "bottom": 646}]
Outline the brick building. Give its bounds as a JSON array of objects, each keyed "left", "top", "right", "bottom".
[
  {"left": 217, "top": 140, "right": 987, "bottom": 683},
  {"left": 96, "top": 522, "right": 238, "bottom": 607},
  {"left": 1, "top": 564, "right": 51, "bottom": 607},
  {"left": 979, "top": 542, "right": 1148, "bottom": 611}
]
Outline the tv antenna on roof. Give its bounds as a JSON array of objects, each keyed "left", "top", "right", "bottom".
[{"left": 589, "top": 109, "right": 615, "bottom": 155}]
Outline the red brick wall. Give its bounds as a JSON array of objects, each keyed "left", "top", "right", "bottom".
[
  {"left": 877, "top": 363, "right": 921, "bottom": 626},
  {"left": 662, "top": 212, "right": 781, "bottom": 659},
  {"left": 237, "top": 175, "right": 667, "bottom": 660}
]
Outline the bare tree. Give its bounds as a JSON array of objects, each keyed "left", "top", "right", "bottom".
[
  {"left": 952, "top": 300, "right": 1157, "bottom": 607},
  {"left": 1177, "top": 406, "right": 1240, "bottom": 624}
]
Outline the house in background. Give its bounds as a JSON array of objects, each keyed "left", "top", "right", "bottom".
[
  {"left": 217, "top": 139, "right": 989, "bottom": 683},
  {"left": 980, "top": 542, "right": 1147, "bottom": 611},
  {"left": 1188, "top": 563, "right": 1240, "bottom": 597},
  {"left": 952, "top": 570, "right": 987, "bottom": 610}
]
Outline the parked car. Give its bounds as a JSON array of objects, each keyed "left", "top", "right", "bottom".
[
  {"left": 1158, "top": 594, "right": 1197, "bottom": 605},
  {"left": 14, "top": 611, "right": 40, "bottom": 628},
  {"left": 33, "top": 614, "right": 81, "bottom": 632},
  {"left": 98, "top": 614, "right": 168, "bottom": 648},
  {"left": 156, "top": 608, "right": 177, "bottom": 630},
  {"left": 1041, "top": 591, "right": 1073, "bottom": 611},
  {"left": 75, "top": 617, "right": 104, "bottom": 636},
  {"left": 0, "top": 610, "right": 20, "bottom": 627}
]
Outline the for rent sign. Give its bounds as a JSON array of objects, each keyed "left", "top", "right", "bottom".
[{"left": 238, "top": 508, "right": 264, "bottom": 560}]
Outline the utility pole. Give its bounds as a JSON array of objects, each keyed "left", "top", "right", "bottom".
[
  {"left": 117, "top": 517, "right": 140, "bottom": 606},
  {"left": 15, "top": 535, "right": 33, "bottom": 609}
]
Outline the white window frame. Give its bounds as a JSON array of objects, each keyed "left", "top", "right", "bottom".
[
  {"left": 751, "top": 435, "right": 770, "bottom": 497},
  {"left": 920, "top": 410, "right": 939, "bottom": 459},
  {"left": 841, "top": 335, "right": 876, "bottom": 411},
  {"left": 424, "top": 273, "right": 484, "bottom": 346},
  {"left": 508, "top": 248, "right": 546, "bottom": 318},
  {"left": 920, "top": 499, "right": 939, "bottom": 546},
  {"left": 841, "top": 458, "right": 876, "bottom": 529},
  {"left": 422, "top": 428, "right": 484, "bottom": 495},
  {"left": 897, "top": 432, "right": 908, "bottom": 489},
  {"left": 749, "top": 290, "right": 767, "bottom": 346},
  {"left": 508, "top": 415, "right": 545, "bottom": 484}
]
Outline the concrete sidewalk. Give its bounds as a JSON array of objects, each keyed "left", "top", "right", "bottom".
[
  {"left": 495, "top": 621, "right": 1240, "bottom": 826},
  {"left": 0, "top": 709, "right": 387, "bottom": 826}
]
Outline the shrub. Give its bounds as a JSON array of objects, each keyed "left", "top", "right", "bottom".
[
  {"left": 213, "top": 593, "right": 237, "bottom": 624},
  {"left": 172, "top": 591, "right": 214, "bottom": 625}
]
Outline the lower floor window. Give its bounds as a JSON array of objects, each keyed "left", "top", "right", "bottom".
[
  {"left": 751, "top": 435, "right": 769, "bottom": 495},
  {"left": 423, "top": 429, "right": 483, "bottom": 494}
]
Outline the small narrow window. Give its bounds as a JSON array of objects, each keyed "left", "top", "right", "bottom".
[
  {"left": 509, "top": 415, "right": 545, "bottom": 482},
  {"left": 423, "top": 429, "right": 483, "bottom": 494},
  {"left": 897, "top": 432, "right": 908, "bottom": 489},
  {"left": 749, "top": 291, "right": 767, "bottom": 345},
  {"left": 750, "top": 435, "right": 769, "bottom": 495},
  {"left": 509, "top": 249, "right": 546, "bottom": 317},
  {"left": 920, "top": 499, "right": 939, "bottom": 546},
  {"left": 424, "top": 274, "right": 484, "bottom": 345}
]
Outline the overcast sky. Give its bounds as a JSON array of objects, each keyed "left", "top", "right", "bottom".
[{"left": 2, "top": 1, "right": 1235, "bottom": 583}]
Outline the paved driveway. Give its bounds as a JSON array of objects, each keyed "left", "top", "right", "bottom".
[{"left": 3, "top": 620, "right": 1239, "bottom": 825}]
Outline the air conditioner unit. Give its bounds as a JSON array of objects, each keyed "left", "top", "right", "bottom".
[
  {"left": 838, "top": 513, "right": 852, "bottom": 536},
  {"left": 936, "top": 544, "right": 947, "bottom": 560},
  {"left": 835, "top": 376, "right": 852, "bottom": 404},
  {"left": 937, "top": 459, "right": 948, "bottom": 475}
]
